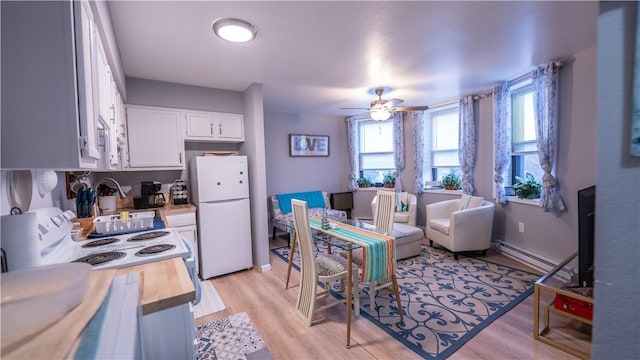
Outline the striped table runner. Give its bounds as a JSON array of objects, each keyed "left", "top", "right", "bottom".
[{"left": 309, "top": 217, "right": 395, "bottom": 283}]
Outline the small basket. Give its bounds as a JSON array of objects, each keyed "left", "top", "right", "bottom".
[{"left": 93, "top": 211, "right": 155, "bottom": 235}]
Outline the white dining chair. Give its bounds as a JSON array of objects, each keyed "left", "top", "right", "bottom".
[
  {"left": 344, "top": 191, "right": 403, "bottom": 312},
  {"left": 291, "top": 199, "right": 360, "bottom": 326}
]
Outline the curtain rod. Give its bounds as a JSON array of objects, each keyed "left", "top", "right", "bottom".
[{"left": 346, "top": 57, "right": 571, "bottom": 117}]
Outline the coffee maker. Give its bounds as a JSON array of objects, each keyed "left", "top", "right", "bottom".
[{"left": 134, "top": 181, "right": 166, "bottom": 209}]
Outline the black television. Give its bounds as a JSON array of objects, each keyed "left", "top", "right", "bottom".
[{"left": 577, "top": 185, "right": 596, "bottom": 288}]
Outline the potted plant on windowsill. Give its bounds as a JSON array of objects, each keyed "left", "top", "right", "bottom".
[
  {"left": 356, "top": 177, "right": 372, "bottom": 188},
  {"left": 383, "top": 173, "right": 396, "bottom": 188},
  {"left": 441, "top": 173, "right": 462, "bottom": 190},
  {"left": 513, "top": 172, "right": 542, "bottom": 199}
]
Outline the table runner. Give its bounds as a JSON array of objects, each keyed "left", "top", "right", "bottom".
[{"left": 309, "top": 216, "right": 395, "bottom": 283}]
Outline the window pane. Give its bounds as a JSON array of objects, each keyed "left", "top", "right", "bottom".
[
  {"left": 433, "top": 167, "right": 462, "bottom": 182},
  {"left": 360, "top": 121, "right": 393, "bottom": 153},
  {"left": 511, "top": 153, "right": 543, "bottom": 186},
  {"left": 361, "top": 153, "right": 394, "bottom": 170},
  {"left": 432, "top": 108, "right": 459, "bottom": 150},
  {"left": 432, "top": 149, "right": 459, "bottom": 167},
  {"left": 362, "top": 170, "right": 387, "bottom": 184},
  {"left": 512, "top": 86, "right": 536, "bottom": 150}
]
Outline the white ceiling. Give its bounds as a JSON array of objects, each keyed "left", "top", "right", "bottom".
[{"left": 108, "top": 1, "right": 598, "bottom": 118}]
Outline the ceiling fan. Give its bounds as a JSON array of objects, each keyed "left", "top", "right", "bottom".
[{"left": 342, "top": 87, "right": 429, "bottom": 121}]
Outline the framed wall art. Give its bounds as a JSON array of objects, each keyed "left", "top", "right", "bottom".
[{"left": 289, "top": 134, "right": 330, "bottom": 157}]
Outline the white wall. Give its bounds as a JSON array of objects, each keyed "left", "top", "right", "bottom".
[
  {"left": 264, "top": 111, "right": 349, "bottom": 196},
  {"left": 593, "top": 2, "right": 640, "bottom": 357},
  {"left": 240, "top": 83, "right": 270, "bottom": 271}
]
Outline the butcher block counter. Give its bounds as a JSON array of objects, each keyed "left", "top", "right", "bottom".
[
  {"left": 2, "top": 257, "right": 194, "bottom": 359},
  {"left": 117, "top": 256, "right": 195, "bottom": 315}
]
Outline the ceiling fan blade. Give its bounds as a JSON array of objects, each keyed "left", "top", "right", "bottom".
[
  {"left": 393, "top": 105, "right": 430, "bottom": 111},
  {"left": 385, "top": 98, "right": 404, "bottom": 107},
  {"left": 340, "top": 107, "right": 371, "bottom": 110}
]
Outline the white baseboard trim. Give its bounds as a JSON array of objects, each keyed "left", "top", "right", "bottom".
[
  {"left": 493, "top": 240, "right": 557, "bottom": 274},
  {"left": 259, "top": 264, "right": 272, "bottom": 273}
]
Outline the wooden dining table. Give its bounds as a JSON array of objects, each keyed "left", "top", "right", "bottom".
[{"left": 278, "top": 216, "right": 406, "bottom": 348}]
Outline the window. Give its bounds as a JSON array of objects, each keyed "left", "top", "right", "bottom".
[
  {"left": 358, "top": 119, "right": 394, "bottom": 183},
  {"left": 429, "top": 105, "right": 461, "bottom": 182},
  {"left": 510, "top": 80, "right": 543, "bottom": 187}
]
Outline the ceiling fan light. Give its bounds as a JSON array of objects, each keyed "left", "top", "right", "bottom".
[
  {"left": 370, "top": 109, "right": 392, "bottom": 121},
  {"left": 212, "top": 18, "right": 257, "bottom": 43}
]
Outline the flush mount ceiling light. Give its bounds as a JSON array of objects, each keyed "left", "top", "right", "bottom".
[{"left": 212, "top": 18, "right": 257, "bottom": 43}]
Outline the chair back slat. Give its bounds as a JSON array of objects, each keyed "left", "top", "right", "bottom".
[
  {"left": 292, "top": 199, "right": 318, "bottom": 323},
  {"left": 374, "top": 191, "right": 395, "bottom": 234}
]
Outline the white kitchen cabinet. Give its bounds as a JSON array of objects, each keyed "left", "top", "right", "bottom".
[
  {"left": 142, "top": 302, "right": 196, "bottom": 360},
  {"left": 126, "top": 105, "right": 185, "bottom": 169},
  {"left": 1, "top": 1, "right": 102, "bottom": 169},
  {"left": 165, "top": 212, "right": 199, "bottom": 276},
  {"left": 184, "top": 110, "right": 244, "bottom": 142}
]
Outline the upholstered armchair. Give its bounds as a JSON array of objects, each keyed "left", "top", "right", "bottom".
[
  {"left": 372, "top": 192, "right": 417, "bottom": 226},
  {"left": 425, "top": 196, "right": 495, "bottom": 260},
  {"left": 370, "top": 192, "right": 423, "bottom": 260}
]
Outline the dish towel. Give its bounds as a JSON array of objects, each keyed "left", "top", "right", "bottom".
[{"left": 309, "top": 216, "right": 395, "bottom": 283}]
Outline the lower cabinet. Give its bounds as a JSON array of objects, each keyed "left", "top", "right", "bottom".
[
  {"left": 141, "top": 302, "right": 196, "bottom": 360},
  {"left": 165, "top": 212, "right": 200, "bottom": 276}
]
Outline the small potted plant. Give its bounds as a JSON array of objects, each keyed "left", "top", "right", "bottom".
[
  {"left": 441, "top": 173, "right": 462, "bottom": 190},
  {"left": 512, "top": 172, "right": 542, "bottom": 199},
  {"left": 383, "top": 173, "right": 396, "bottom": 188},
  {"left": 356, "top": 176, "right": 372, "bottom": 188}
]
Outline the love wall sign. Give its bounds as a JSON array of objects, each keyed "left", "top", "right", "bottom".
[{"left": 289, "top": 134, "right": 330, "bottom": 157}]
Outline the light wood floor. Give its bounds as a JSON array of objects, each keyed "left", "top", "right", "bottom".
[{"left": 195, "top": 238, "right": 589, "bottom": 359}]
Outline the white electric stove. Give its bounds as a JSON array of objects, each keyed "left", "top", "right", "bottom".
[{"left": 42, "top": 228, "right": 190, "bottom": 270}]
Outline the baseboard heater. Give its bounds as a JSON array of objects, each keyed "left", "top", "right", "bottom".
[{"left": 494, "top": 240, "right": 573, "bottom": 281}]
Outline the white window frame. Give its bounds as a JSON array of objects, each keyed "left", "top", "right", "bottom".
[
  {"left": 508, "top": 78, "right": 542, "bottom": 204},
  {"left": 428, "top": 103, "right": 461, "bottom": 184},
  {"left": 357, "top": 119, "right": 394, "bottom": 183}
]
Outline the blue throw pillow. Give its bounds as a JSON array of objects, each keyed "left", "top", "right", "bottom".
[{"left": 277, "top": 191, "right": 326, "bottom": 214}]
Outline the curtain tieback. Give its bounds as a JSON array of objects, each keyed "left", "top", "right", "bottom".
[{"left": 542, "top": 173, "right": 557, "bottom": 187}]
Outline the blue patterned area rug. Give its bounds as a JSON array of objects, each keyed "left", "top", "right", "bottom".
[
  {"left": 196, "top": 312, "right": 272, "bottom": 360},
  {"left": 272, "top": 243, "right": 539, "bottom": 359}
]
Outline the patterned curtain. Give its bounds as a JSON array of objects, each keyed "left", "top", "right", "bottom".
[
  {"left": 533, "top": 63, "right": 566, "bottom": 212},
  {"left": 410, "top": 111, "right": 426, "bottom": 194},
  {"left": 392, "top": 112, "right": 405, "bottom": 191},
  {"left": 493, "top": 83, "right": 511, "bottom": 204},
  {"left": 347, "top": 117, "right": 359, "bottom": 190},
  {"left": 458, "top": 96, "right": 476, "bottom": 195}
]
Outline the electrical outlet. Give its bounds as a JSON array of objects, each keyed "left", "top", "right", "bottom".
[{"left": 518, "top": 222, "right": 525, "bottom": 233}]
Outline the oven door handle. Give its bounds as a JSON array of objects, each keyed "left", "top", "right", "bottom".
[{"left": 181, "top": 237, "right": 201, "bottom": 305}]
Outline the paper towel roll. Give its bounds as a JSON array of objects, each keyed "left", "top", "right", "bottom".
[{"left": 1, "top": 213, "right": 41, "bottom": 272}]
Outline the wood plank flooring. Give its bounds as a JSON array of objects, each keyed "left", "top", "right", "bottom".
[{"left": 195, "top": 238, "right": 589, "bottom": 359}]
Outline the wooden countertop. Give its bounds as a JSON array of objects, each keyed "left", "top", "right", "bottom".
[
  {"left": 117, "top": 257, "right": 196, "bottom": 315},
  {"left": 72, "top": 203, "right": 197, "bottom": 316}
]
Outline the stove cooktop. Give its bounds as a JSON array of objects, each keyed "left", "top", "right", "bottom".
[{"left": 43, "top": 228, "right": 189, "bottom": 270}]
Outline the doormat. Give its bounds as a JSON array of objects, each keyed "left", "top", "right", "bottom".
[
  {"left": 194, "top": 280, "right": 226, "bottom": 318},
  {"left": 196, "top": 312, "right": 272, "bottom": 360},
  {"left": 272, "top": 244, "right": 540, "bottom": 359}
]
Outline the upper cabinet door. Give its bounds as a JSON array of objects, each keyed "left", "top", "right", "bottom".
[
  {"left": 1, "top": 1, "right": 102, "bottom": 169},
  {"left": 126, "top": 105, "right": 185, "bottom": 169},
  {"left": 185, "top": 111, "right": 215, "bottom": 139},
  {"left": 76, "top": 0, "right": 101, "bottom": 163},
  {"left": 217, "top": 113, "right": 244, "bottom": 141},
  {"left": 94, "top": 34, "right": 111, "bottom": 129},
  {"left": 184, "top": 111, "right": 244, "bottom": 143}
]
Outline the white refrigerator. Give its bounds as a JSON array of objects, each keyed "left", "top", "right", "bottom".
[{"left": 190, "top": 155, "right": 253, "bottom": 279}]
